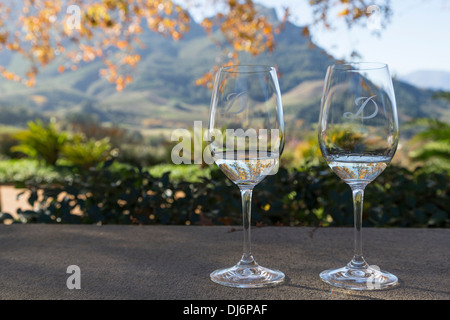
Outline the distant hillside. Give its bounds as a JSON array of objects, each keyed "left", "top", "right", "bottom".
[
  {"left": 0, "top": 6, "right": 448, "bottom": 135},
  {"left": 400, "top": 70, "right": 450, "bottom": 91}
]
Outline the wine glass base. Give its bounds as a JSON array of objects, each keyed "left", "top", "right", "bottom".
[
  {"left": 210, "top": 263, "right": 285, "bottom": 288},
  {"left": 320, "top": 263, "right": 398, "bottom": 290}
]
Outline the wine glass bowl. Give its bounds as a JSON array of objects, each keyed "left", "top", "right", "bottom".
[
  {"left": 208, "top": 65, "right": 285, "bottom": 288},
  {"left": 318, "top": 62, "right": 399, "bottom": 290}
]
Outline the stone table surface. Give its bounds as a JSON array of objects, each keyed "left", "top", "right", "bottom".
[{"left": 0, "top": 224, "right": 448, "bottom": 301}]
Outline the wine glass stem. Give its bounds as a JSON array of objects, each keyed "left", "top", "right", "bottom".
[
  {"left": 239, "top": 187, "right": 255, "bottom": 265},
  {"left": 351, "top": 187, "right": 366, "bottom": 267}
]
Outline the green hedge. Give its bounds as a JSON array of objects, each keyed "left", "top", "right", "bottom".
[{"left": 3, "top": 160, "right": 448, "bottom": 227}]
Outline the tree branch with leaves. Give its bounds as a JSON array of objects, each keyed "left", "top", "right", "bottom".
[{"left": 0, "top": 0, "right": 392, "bottom": 91}]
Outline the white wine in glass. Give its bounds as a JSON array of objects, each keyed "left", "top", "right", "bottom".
[
  {"left": 318, "top": 62, "right": 399, "bottom": 290},
  {"left": 208, "top": 65, "right": 285, "bottom": 288},
  {"left": 214, "top": 151, "right": 279, "bottom": 186}
]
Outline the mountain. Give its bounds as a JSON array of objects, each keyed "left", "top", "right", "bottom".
[
  {"left": 0, "top": 6, "right": 448, "bottom": 137},
  {"left": 400, "top": 70, "right": 450, "bottom": 91}
]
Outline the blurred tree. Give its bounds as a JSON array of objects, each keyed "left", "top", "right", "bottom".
[
  {"left": 0, "top": 0, "right": 391, "bottom": 91},
  {"left": 307, "top": 0, "right": 391, "bottom": 31},
  {"left": 432, "top": 91, "right": 450, "bottom": 101},
  {"left": 408, "top": 118, "right": 450, "bottom": 173}
]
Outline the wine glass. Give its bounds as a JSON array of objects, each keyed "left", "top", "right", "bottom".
[
  {"left": 207, "top": 65, "right": 285, "bottom": 288},
  {"left": 318, "top": 62, "right": 399, "bottom": 290}
]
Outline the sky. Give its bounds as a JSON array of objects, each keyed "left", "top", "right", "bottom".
[
  {"left": 186, "top": 0, "right": 450, "bottom": 76},
  {"left": 254, "top": 0, "right": 450, "bottom": 77}
]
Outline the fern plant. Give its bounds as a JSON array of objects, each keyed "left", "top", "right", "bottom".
[
  {"left": 61, "top": 135, "right": 113, "bottom": 169},
  {"left": 409, "top": 118, "right": 450, "bottom": 172},
  {"left": 11, "top": 119, "right": 67, "bottom": 166}
]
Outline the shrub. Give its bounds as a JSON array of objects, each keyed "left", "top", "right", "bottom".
[
  {"left": 0, "top": 132, "right": 20, "bottom": 158},
  {"left": 408, "top": 118, "right": 450, "bottom": 173},
  {"left": 61, "top": 135, "right": 113, "bottom": 169},
  {"left": 10, "top": 119, "right": 116, "bottom": 170},
  {"left": 11, "top": 119, "right": 67, "bottom": 166},
  {"left": 11, "top": 160, "right": 449, "bottom": 228}
]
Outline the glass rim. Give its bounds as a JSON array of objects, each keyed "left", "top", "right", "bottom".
[
  {"left": 219, "top": 65, "right": 276, "bottom": 74},
  {"left": 331, "top": 62, "right": 388, "bottom": 71}
]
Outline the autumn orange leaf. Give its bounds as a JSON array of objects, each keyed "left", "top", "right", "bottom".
[
  {"left": 338, "top": 8, "right": 350, "bottom": 16},
  {"left": 116, "top": 40, "right": 128, "bottom": 49},
  {"left": 302, "top": 26, "right": 310, "bottom": 37},
  {"left": 1, "top": 69, "right": 16, "bottom": 80}
]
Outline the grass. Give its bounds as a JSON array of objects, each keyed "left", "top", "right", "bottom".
[
  {"left": 0, "top": 158, "right": 213, "bottom": 185},
  {"left": 0, "top": 158, "right": 72, "bottom": 185},
  {"left": 147, "top": 163, "right": 213, "bottom": 182}
]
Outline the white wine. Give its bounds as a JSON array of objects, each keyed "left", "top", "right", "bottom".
[
  {"left": 327, "top": 155, "right": 390, "bottom": 186},
  {"left": 214, "top": 151, "right": 279, "bottom": 187}
]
